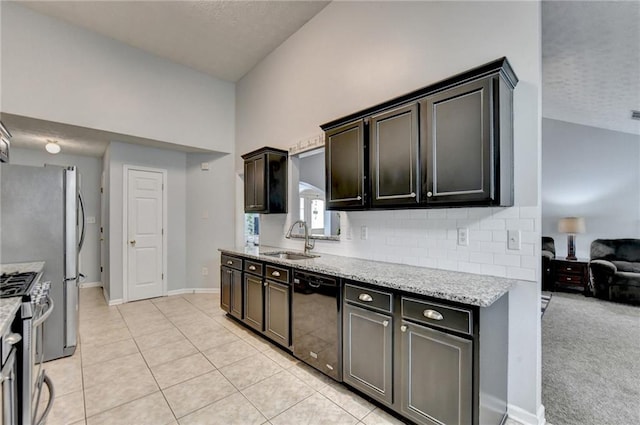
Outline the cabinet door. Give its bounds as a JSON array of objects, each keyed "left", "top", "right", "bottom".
[
  {"left": 343, "top": 303, "right": 393, "bottom": 405},
  {"left": 244, "top": 274, "right": 264, "bottom": 331},
  {"left": 325, "top": 120, "right": 366, "bottom": 209},
  {"left": 421, "top": 78, "right": 494, "bottom": 205},
  {"left": 265, "top": 280, "right": 290, "bottom": 348},
  {"left": 244, "top": 157, "right": 265, "bottom": 212},
  {"left": 400, "top": 321, "right": 472, "bottom": 425},
  {"left": 230, "top": 269, "right": 243, "bottom": 319},
  {"left": 370, "top": 103, "right": 420, "bottom": 207},
  {"left": 220, "top": 267, "right": 231, "bottom": 313}
]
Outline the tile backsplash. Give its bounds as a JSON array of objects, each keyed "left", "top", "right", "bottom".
[{"left": 261, "top": 206, "right": 541, "bottom": 282}]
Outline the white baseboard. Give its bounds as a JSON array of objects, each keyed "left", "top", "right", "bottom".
[
  {"left": 508, "top": 403, "right": 546, "bottom": 425},
  {"left": 166, "top": 288, "right": 220, "bottom": 296},
  {"left": 107, "top": 298, "right": 123, "bottom": 306},
  {"left": 79, "top": 281, "right": 102, "bottom": 289}
]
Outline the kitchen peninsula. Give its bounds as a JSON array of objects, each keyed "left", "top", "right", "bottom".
[{"left": 219, "top": 246, "right": 515, "bottom": 425}]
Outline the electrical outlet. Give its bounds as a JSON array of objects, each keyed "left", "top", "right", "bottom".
[
  {"left": 508, "top": 230, "right": 521, "bottom": 250},
  {"left": 361, "top": 225, "right": 368, "bottom": 240},
  {"left": 457, "top": 228, "right": 469, "bottom": 246},
  {"left": 201, "top": 162, "right": 210, "bottom": 170},
  {"left": 201, "top": 267, "right": 209, "bottom": 276},
  {"left": 86, "top": 216, "right": 96, "bottom": 224}
]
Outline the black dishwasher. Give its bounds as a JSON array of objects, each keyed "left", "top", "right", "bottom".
[{"left": 292, "top": 270, "right": 342, "bottom": 382}]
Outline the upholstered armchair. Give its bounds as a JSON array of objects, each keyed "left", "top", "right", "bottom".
[
  {"left": 541, "top": 237, "right": 556, "bottom": 291},
  {"left": 589, "top": 239, "right": 640, "bottom": 304}
]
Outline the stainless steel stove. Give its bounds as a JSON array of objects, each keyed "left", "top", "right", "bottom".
[{"left": 0, "top": 271, "right": 54, "bottom": 425}]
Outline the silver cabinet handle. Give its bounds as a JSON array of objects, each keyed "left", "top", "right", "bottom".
[
  {"left": 426, "top": 191, "right": 433, "bottom": 197},
  {"left": 5, "top": 333, "right": 22, "bottom": 345},
  {"left": 227, "top": 260, "right": 233, "bottom": 265},
  {"left": 271, "top": 271, "right": 281, "bottom": 277},
  {"left": 401, "top": 325, "right": 407, "bottom": 332},
  {"left": 358, "top": 293, "right": 373, "bottom": 302},
  {"left": 249, "top": 265, "right": 256, "bottom": 271},
  {"left": 566, "top": 267, "right": 572, "bottom": 271},
  {"left": 382, "top": 320, "right": 389, "bottom": 327},
  {"left": 410, "top": 192, "right": 416, "bottom": 198},
  {"left": 423, "top": 309, "right": 444, "bottom": 321}
]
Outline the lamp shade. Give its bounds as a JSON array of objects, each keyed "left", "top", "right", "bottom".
[{"left": 558, "top": 217, "right": 586, "bottom": 234}]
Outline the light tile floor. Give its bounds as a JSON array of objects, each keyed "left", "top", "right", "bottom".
[{"left": 40, "top": 287, "right": 524, "bottom": 425}]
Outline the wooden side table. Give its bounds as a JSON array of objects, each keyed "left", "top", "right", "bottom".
[{"left": 551, "top": 258, "right": 590, "bottom": 293}]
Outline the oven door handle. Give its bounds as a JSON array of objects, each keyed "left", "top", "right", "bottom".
[
  {"left": 35, "top": 372, "right": 55, "bottom": 425},
  {"left": 33, "top": 296, "right": 55, "bottom": 328}
]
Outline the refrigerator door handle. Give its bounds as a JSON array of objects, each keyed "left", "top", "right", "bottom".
[{"left": 78, "top": 193, "right": 86, "bottom": 252}]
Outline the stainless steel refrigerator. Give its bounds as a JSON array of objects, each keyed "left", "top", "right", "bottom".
[{"left": 1, "top": 163, "right": 85, "bottom": 361}]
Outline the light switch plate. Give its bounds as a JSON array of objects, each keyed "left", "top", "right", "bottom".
[
  {"left": 361, "top": 225, "right": 368, "bottom": 240},
  {"left": 508, "top": 230, "right": 521, "bottom": 250}
]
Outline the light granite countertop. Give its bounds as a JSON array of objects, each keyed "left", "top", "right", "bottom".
[
  {"left": 220, "top": 246, "right": 516, "bottom": 307},
  {"left": 0, "top": 261, "right": 45, "bottom": 336}
]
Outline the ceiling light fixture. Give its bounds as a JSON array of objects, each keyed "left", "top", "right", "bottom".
[{"left": 45, "top": 140, "right": 61, "bottom": 154}]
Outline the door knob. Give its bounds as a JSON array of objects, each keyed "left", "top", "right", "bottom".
[{"left": 129, "top": 240, "right": 136, "bottom": 246}]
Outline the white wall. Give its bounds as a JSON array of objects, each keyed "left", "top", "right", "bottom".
[
  {"left": 542, "top": 118, "right": 640, "bottom": 257},
  {"left": 9, "top": 147, "right": 102, "bottom": 284},
  {"left": 0, "top": 2, "right": 235, "bottom": 153},
  {"left": 236, "top": 2, "right": 543, "bottom": 423},
  {"left": 106, "top": 142, "right": 186, "bottom": 302},
  {"left": 186, "top": 152, "right": 235, "bottom": 290}
]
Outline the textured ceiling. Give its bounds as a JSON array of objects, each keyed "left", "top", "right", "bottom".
[
  {"left": 8, "top": 1, "right": 639, "bottom": 158},
  {"left": 542, "top": 1, "right": 640, "bottom": 135},
  {"left": 1, "top": 113, "right": 212, "bottom": 157},
  {"left": 21, "top": 0, "right": 330, "bottom": 83}
]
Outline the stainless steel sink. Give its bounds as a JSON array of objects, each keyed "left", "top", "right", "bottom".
[{"left": 261, "top": 251, "right": 319, "bottom": 260}]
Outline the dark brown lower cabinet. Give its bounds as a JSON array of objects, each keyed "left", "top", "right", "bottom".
[
  {"left": 244, "top": 274, "right": 264, "bottom": 332},
  {"left": 343, "top": 303, "right": 393, "bottom": 406},
  {"left": 264, "top": 280, "right": 290, "bottom": 348},
  {"left": 220, "top": 266, "right": 242, "bottom": 320},
  {"left": 400, "top": 321, "right": 472, "bottom": 425}
]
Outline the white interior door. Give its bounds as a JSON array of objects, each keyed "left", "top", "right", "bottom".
[{"left": 127, "top": 168, "right": 165, "bottom": 301}]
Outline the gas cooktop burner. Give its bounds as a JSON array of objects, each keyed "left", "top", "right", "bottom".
[{"left": 0, "top": 271, "right": 38, "bottom": 298}]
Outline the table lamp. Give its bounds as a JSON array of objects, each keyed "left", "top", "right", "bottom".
[{"left": 558, "top": 217, "right": 585, "bottom": 260}]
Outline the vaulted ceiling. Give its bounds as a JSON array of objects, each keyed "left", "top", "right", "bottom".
[{"left": 5, "top": 1, "right": 639, "bottom": 158}]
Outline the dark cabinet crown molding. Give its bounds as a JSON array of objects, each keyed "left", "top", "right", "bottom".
[{"left": 321, "top": 57, "right": 518, "bottom": 131}]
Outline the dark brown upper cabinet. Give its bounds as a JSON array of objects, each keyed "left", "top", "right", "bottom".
[
  {"left": 421, "top": 75, "right": 512, "bottom": 206},
  {"left": 325, "top": 120, "right": 366, "bottom": 210},
  {"left": 321, "top": 57, "right": 517, "bottom": 210},
  {"left": 370, "top": 103, "right": 420, "bottom": 207},
  {"left": 242, "top": 147, "right": 288, "bottom": 214}
]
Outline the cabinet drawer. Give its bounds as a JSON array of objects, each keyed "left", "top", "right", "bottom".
[
  {"left": 265, "top": 264, "right": 290, "bottom": 284},
  {"left": 556, "top": 274, "right": 583, "bottom": 285},
  {"left": 555, "top": 264, "right": 585, "bottom": 275},
  {"left": 221, "top": 255, "right": 242, "bottom": 271},
  {"left": 345, "top": 284, "right": 392, "bottom": 313},
  {"left": 244, "top": 260, "right": 263, "bottom": 276},
  {"left": 401, "top": 297, "right": 472, "bottom": 335}
]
